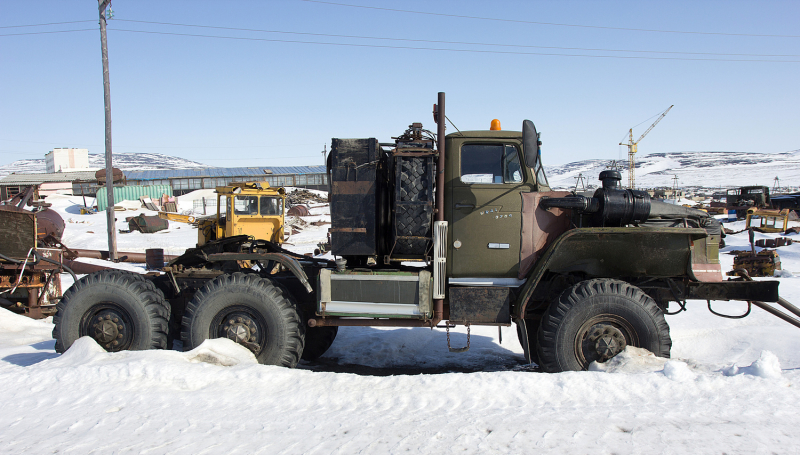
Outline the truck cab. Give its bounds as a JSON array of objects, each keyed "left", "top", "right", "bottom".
[{"left": 445, "top": 129, "right": 544, "bottom": 281}]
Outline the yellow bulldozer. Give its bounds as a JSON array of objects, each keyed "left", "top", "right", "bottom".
[{"left": 159, "top": 181, "right": 286, "bottom": 246}]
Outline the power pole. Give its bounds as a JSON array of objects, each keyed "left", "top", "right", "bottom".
[
  {"left": 672, "top": 174, "right": 679, "bottom": 201},
  {"left": 574, "top": 173, "right": 586, "bottom": 193},
  {"left": 98, "top": 0, "right": 117, "bottom": 260}
]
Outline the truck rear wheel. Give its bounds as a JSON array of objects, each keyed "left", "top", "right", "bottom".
[
  {"left": 53, "top": 271, "right": 170, "bottom": 353},
  {"left": 182, "top": 273, "right": 305, "bottom": 367},
  {"left": 536, "top": 279, "right": 671, "bottom": 372},
  {"left": 301, "top": 326, "right": 338, "bottom": 361}
]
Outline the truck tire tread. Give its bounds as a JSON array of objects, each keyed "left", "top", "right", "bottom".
[
  {"left": 536, "top": 279, "right": 671, "bottom": 372},
  {"left": 52, "top": 270, "right": 170, "bottom": 353}
]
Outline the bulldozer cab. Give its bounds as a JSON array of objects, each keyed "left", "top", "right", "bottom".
[{"left": 202, "top": 181, "right": 285, "bottom": 245}]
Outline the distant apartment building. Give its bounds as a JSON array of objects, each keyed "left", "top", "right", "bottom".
[{"left": 45, "top": 148, "right": 90, "bottom": 173}]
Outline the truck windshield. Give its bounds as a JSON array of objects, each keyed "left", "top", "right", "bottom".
[{"left": 233, "top": 196, "right": 258, "bottom": 215}]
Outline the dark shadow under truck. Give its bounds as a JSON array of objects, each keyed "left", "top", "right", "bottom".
[{"left": 52, "top": 93, "right": 800, "bottom": 373}]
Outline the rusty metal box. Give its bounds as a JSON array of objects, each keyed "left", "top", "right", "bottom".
[{"left": 329, "top": 138, "right": 389, "bottom": 258}]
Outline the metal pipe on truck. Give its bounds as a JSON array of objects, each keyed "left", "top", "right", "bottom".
[{"left": 434, "top": 91, "right": 446, "bottom": 324}]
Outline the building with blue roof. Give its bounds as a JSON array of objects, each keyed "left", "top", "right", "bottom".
[
  {"left": 124, "top": 165, "right": 328, "bottom": 195},
  {"left": 1, "top": 165, "right": 329, "bottom": 201}
]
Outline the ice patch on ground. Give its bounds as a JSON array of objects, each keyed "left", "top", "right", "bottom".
[
  {"left": 589, "top": 347, "right": 699, "bottom": 381},
  {"left": 723, "top": 351, "right": 783, "bottom": 379},
  {"left": 183, "top": 338, "right": 258, "bottom": 366}
]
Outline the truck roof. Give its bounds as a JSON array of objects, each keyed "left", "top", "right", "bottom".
[{"left": 446, "top": 130, "right": 522, "bottom": 139}]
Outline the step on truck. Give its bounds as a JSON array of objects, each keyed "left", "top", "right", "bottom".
[{"left": 53, "top": 93, "right": 800, "bottom": 372}]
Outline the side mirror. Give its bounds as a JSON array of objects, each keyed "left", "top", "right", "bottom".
[{"left": 522, "top": 120, "right": 540, "bottom": 168}]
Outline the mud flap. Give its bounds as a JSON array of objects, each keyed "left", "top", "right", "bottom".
[{"left": 515, "top": 318, "right": 534, "bottom": 364}]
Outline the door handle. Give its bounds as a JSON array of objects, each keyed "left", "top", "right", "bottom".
[{"left": 455, "top": 203, "right": 475, "bottom": 210}]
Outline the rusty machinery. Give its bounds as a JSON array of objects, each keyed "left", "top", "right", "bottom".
[
  {"left": 727, "top": 229, "right": 782, "bottom": 278},
  {"left": 727, "top": 186, "right": 771, "bottom": 219},
  {"left": 745, "top": 207, "right": 790, "bottom": 233},
  {"left": 0, "top": 189, "right": 75, "bottom": 319}
]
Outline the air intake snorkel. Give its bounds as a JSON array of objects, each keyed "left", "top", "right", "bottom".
[
  {"left": 540, "top": 170, "right": 719, "bottom": 235},
  {"left": 540, "top": 170, "right": 650, "bottom": 227}
]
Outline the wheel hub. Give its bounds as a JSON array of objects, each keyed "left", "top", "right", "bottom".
[
  {"left": 222, "top": 315, "right": 260, "bottom": 351},
  {"left": 91, "top": 311, "right": 125, "bottom": 348},
  {"left": 588, "top": 324, "right": 627, "bottom": 361}
]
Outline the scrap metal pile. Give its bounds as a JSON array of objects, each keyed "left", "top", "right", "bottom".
[
  {"left": 0, "top": 187, "right": 72, "bottom": 318},
  {"left": 727, "top": 229, "right": 786, "bottom": 278}
]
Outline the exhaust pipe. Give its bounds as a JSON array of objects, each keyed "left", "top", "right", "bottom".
[{"left": 433, "top": 92, "right": 446, "bottom": 325}]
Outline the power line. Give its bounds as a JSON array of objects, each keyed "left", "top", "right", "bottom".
[
  {"left": 0, "top": 29, "right": 95, "bottom": 37},
  {"left": 2, "top": 20, "right": 795, "bottom": 59},
  {"left": 297, "top": 0, "right": 800, "bottom": 38},
  {"left": 0, "top": 20, "right": 95, "bottom": 29},
  {"left": 114, "top": 19, "right": 800, "bottom": 58},
  {"left": 0, "top": 138, "right": 320, "bottom": 149},
  {"left": 108, "top": 28, "right": 800, "bottom": 63},
  {"left": 199, "top": 155, "right": 324, "bottom": 160}
]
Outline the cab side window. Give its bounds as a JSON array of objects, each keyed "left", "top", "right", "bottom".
[
  {"left": 504, "top": 145, "right": 522, "bottom": 183},
  {"left": 461, "top": 144, "right": 523, "bottom": 184},
  {"left": 260, "top": 196, "right": 283, "bottom": 216}
]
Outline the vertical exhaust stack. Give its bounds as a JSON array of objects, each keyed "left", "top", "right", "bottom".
[
  {"left": 433, "top": 92, "right": 446, "bottom": 323},
  {"left": 435, "top": 92, "right": 445, "bottom": 224}
]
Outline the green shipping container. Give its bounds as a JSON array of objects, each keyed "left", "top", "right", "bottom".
[{"left": 95, "top": 185, "right": 173, "bottom": 211}]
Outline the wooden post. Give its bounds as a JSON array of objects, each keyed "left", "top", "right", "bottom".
[{"left": 98, "top": 0, "right": 117, "bottom": 260}]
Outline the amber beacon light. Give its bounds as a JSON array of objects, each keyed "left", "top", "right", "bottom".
[{"left": 490, "top": 119, "right": 502, "bottom": 130}]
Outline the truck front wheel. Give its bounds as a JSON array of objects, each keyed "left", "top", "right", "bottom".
[
  {"left": 53, "top": 271, "right": 170, "bottom": 353},
  {"left": 536, "top": 279, "right": 671, "bottom": 373},
  {"left": 182, "top": 273, "right": 305, "bottom": 367}
]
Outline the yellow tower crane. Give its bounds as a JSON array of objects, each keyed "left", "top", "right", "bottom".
[{"left": 620, "top": 105, "right": 673, "bottom": 189}]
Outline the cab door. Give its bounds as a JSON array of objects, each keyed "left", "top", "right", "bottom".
[{"left": 449, "top": 140, "right": 534, "bottom": 280}]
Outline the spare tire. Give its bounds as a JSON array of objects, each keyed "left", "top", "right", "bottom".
[{"left": 394, "top": 157, "right": 433, "bottom": 255}]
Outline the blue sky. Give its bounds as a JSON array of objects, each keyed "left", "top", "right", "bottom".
[{"left": 1, "top": 0, "right": 797, "bottom": 169}]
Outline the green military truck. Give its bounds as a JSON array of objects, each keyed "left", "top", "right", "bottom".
[{"left": 52, "top": 93, "right": 798, "bottom": 372}]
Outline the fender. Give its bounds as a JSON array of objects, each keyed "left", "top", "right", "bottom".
[
  {"left": 207, "top": 252, "right": 313, "bottom": 293},
  {"left": 513, "top": 226, "right": 709, "bottom": 319}
]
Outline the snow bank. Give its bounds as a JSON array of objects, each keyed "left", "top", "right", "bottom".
[
  {"left": 184, "top": 338, "right": 258, "bottom": 366},
  {"left": 724, "top": 351, "right": 784, "bottom": 379},
  {"left": 0, "top": 307, "right": 54, "bottom": 347}
]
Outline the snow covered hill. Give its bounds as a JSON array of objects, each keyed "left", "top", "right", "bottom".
[
  {"left": 545, "top": 150, "right": 800, "bottom": 190},
  {"left": 3, "top": 149, "right": 799, "bottom": 190},
  {"left": 0, "top": 153, "right": 207, "bottom": 179}
]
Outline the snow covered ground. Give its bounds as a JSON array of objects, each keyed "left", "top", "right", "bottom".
[{"left": 1, "top": 195, "right": 800, "bottom": 453}]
